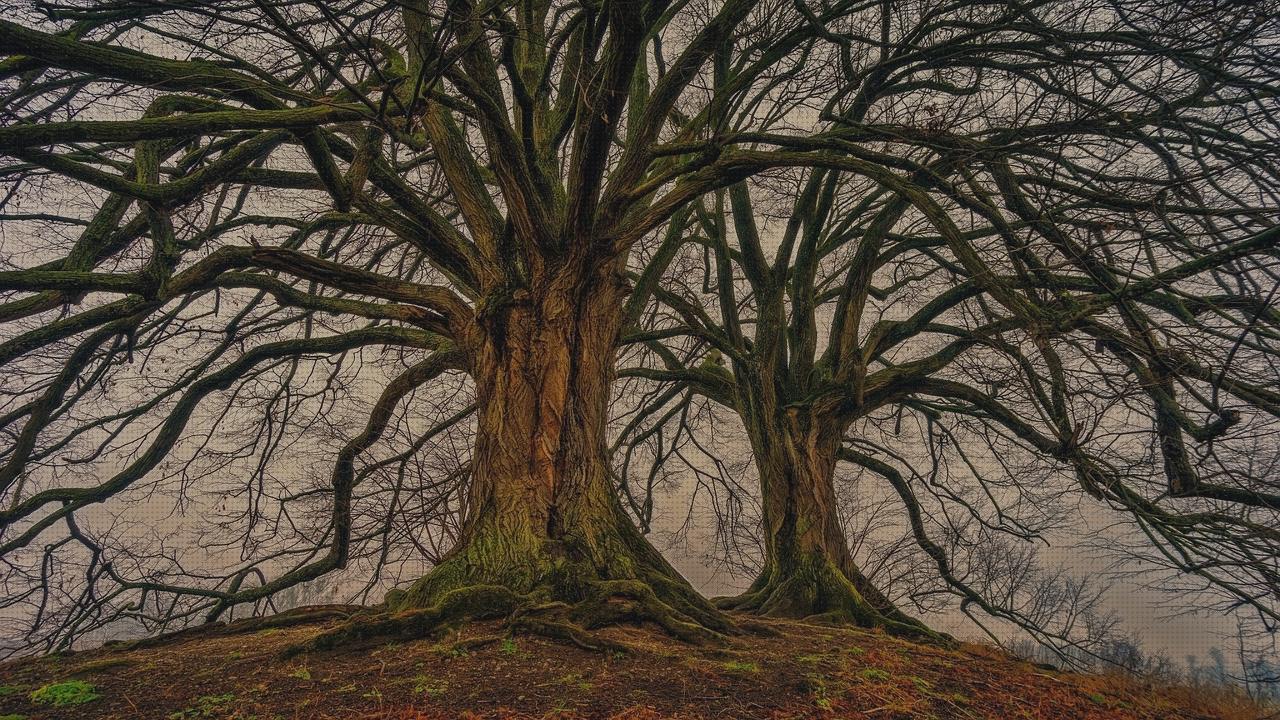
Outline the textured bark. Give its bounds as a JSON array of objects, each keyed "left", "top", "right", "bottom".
[
  {"left": 720, "top": 403, "right": 934, "bottom": 637},
  {"left": 388, "top": 265, "right": 726, "bottom": 638}
]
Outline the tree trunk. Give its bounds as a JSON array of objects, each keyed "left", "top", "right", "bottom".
[
  {"left": 720, "top": 404, "right": 933, "bottom": 636},
  {"left": 389, "top": 269, "right": 726, "bottom": 638}
]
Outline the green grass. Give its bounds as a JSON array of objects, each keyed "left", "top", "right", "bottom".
[
  {"left": 0, "top": 713, "right": 26, "bottom": 720},
  {"left": 412, "top": 675, "right": 447, "bottom": 698},
  {"left": 167, "top": 693, "right": 236, "bottom": 719},
  {"left": 0, "top": 686, "right": 20, "bottom": 697},
  {"left": 860, "top": 668, "right": 891, "bottom": 682},
  {"left": 556, "top": 672, "right": 593, "bottom": 691},
  {"left": 721, "top": 660, "right": 759, "bottom": 673},
  {"left": 73, "top": 658, "right": 133, "bottom": 674},
  {"left": 30, "top": 680, "right": 99, "bottom": 707},
  {"left": 288, "top": 666, "right": 312, "bottom": 681},
  {"left": 807, "top": 674, "right": 833, "bottom": 710}
]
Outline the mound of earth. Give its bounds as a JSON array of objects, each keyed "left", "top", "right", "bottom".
[{"left": 0, "top": 607, "right": 1263, "bottom": 719}]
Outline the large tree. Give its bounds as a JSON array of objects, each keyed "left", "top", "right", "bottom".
[{"left": 0, "top": 0, "right": 1277, "bottom": 655}]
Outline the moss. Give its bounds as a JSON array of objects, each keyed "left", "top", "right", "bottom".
[
  {"left": 722, "top": 551, "right": 943, "bottom": 644},
  {"left": 167, "top": 693, "right": 235, "bottom": 719},
  {"left": 72, "top": 657, "right": 134, "bottom": 674},
  {"left": 807, "top": 674, "right": 833, "bottom": 710},
  {"left": 411, "top": 675, "right": 447, "bottom": 697},
  {"left": 289, "top": 584, "right": 525, "bottom": 657},
  {"left": 556, "top": 672, "right": 593, "bottom": 691},
  {"left": 30, "top": 680, "right": 99, "bottom": 707},
  {"left": 290, "top": 512, "right": 730, "bottom": 658}
]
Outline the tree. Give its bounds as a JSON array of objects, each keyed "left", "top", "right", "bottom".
[
  {"left": 1, "top": 0, "right": 1278, "bottom": 655},
  {"left": 613, "top": 0, "right": 1280, "bottom": 643}
]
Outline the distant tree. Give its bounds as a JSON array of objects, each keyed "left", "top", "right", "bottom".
[{"left": 612, "top": 0, "right": 1280, "bottom": 644}]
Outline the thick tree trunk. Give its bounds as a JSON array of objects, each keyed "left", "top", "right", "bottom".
[
  {"left": 719, "top": 405, "right": 933, "bottom": 636},
  {"left": 388, "top": 271, "right": 726, "bottom": 638}
]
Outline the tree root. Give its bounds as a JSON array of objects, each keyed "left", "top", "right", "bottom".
[
  {"left": 510, "top": 616, "right": 630, "bottom": 653},
  {"left": 571, "top": 578, "right": 727, "bottom": 644},
  {"left": 714, "top": 569, "right": 952, "bottom": 647},
  {"left": 102, "top": 604, "right": 365, "bottom": 652},
  {"left": 282, "top": 585, "right": 524, "bottom": 658},
  {"left": 282, "top": 579, "right": 730, "bottom": 658}
]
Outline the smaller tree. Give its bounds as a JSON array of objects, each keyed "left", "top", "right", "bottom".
[{"left": 619, "top": 0, "right": 1280, "bottom": 647}]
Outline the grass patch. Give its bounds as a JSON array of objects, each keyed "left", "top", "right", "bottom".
[
  {"left": 431, "top": 642, "right": 470, "bottom": 659},
  {"left": 557, "top": 672, "right": 593, "bottom": 691},
  {"left": 721, "top": 660, "right": 759, "bottom": 673},
  {"left": 412, "top": 675, "right": 447, "bottom": 698},
  {"left": 0, "top": 686, "right": 20, "bottom": 697},
  {"left": 806, "top": 675, "right": 833, "bottom": 711},
  {"left": 860, "top": 668, "right": 891, "bottom": 682},
  {"left": 167, "top": 693, "right": 236, "bottom": 719},
  {"left": 73, "top": 658, "right": 134, "bottom": 675},
  {"left": 0, "top": 714, "right": 26, "bottom": 720},
  {"left": 30, "top": 680, "right": 99, "bottom": 707},
  {"left": 288, "top": 666, "right": 312, "bottom": 681}
]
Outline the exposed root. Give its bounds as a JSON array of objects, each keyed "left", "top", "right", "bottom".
[
  {"left": 714, "top": 561, "right": 952, "bottom": 647},
  {"left": 510, "top": 616, "right": 631, "bottom": 653},
  {"left": 103, "top": 604, "right": 364, "bottom": 652},
  {"left": 282, "top": 585, "right": 524, "bottom": 658},
  {"left": 571, "top": 579, "right": 726, "bottom": 645},
  {"left": 283, "top": 578, "right": 731, "bottom": 658}
]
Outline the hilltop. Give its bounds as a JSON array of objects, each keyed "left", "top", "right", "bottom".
[{"left": 0, "top": 608, "right": 1265, "bottom": 719}]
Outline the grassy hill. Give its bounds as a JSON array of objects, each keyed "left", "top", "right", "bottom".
[{"left": 0, "top": 608, "right": 1266, "bottom": 719}]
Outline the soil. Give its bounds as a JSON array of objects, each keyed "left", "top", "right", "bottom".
[{"left": 0, "top": 607, "right": 1265, "bottom": 719}]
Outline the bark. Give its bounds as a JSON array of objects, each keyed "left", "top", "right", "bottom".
[
  {"left": 719, "top": 404, "right": 934, "bottom": 637},
  {"left": 387, "top": 266, "right": 727, "bottom": 639}
]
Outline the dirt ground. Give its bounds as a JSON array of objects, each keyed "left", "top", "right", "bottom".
[{"left": 0, "top": 608, "right": 1267, "bottom": 719}]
